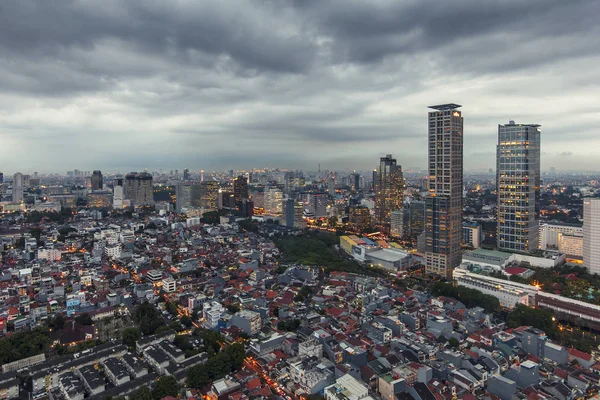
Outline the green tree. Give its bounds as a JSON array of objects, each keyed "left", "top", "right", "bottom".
[
  {"left": 134, "top": 302, "right": 165, "bottom": 335},
  {"left": 122, "top": 327, "right": 141, "bottom": 348},
  {"left": 448, "top": 337, "right": 460, "bottom": 349},
  {"left": 181, "top": 315, "right": 193, "bottom": 328},
  {"left": 130, "top": 386, "right": 153, "bottom": 400},
  {"left": 75, "top": 313, "right": 93, "bottom": 325},
  {"left": 49, "top": 314, "right": 66, "bottom": 330},
  {"left": 152, "top": 376, "right": 179, "bottom": 400}
]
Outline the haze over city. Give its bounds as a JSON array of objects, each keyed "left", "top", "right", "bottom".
[{"left": 1, "top": 0, "right": 599, "bottom": 173}]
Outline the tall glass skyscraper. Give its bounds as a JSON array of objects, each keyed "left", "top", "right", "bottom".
[
  {"left": 374, "top": 154, "right": 404, "bottom": 233},
  {"left": 425, "top": 104, "right": 463, "bottom": 279},
  {"left": 496, "top": 121, "right": 541, "bottom": 252}
]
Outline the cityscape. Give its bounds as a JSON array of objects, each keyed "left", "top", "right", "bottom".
[{"left": 2, "top": 2, "right": 600, "bottom": 400}]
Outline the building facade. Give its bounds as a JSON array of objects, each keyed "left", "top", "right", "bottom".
[
  {"left": 12, "top": 172, "right": 24, "bottom": 203},
  {"left": 91, "top": 170, "right": 103, "bottom": 191},
  {"left": 496, "top": 121, "right": 541, "bottom": 252},
  {"left": 584, "top": 198, "right": 600, "bottom": 274},
  {"left": 233, "top": 175, "right": 248, "bottom": 203},
  {"left": 463, "top": 222, "right": 482, "bottom": 248},
  {"left": 425, "top": 104, "right": 463, "bottom": 279},
  {"left": 374, "top": 154, "right": 404, "bottom": 233},
  {"left": 124, "top": 172, "right": 154, "bottom": 207}
]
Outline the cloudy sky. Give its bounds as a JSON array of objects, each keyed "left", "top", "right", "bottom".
[{"left": 1, "top": 0, "right": 599, "bottom": 174}]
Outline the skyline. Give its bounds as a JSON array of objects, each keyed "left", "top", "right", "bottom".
[{"left": 1, "top": 1, "right": 599, "bottom": 173}]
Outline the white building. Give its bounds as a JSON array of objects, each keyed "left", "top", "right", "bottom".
[
  {"left": 299, "top": 338, "right": 323, "bottom": 359},
  {"left": 104, "top": 244, "right": 122, "bottom": 259},
  {"left": 162, "top": 277, "right": 176, "bottom": 293},
  {"left": 540, "top": 223, "right": 583, "bottom": 250},
  {"left": 558, "top": 233, "right": 583, "bottom": 258},
  {"left": 113, "top": 183, "right": 124, "bottom": 209},
  {"left": 324, "top": 374, "right": 372, "bottom": 400},
  {"left": 37, "top": 248, "right": 64, "bottom": 261},
  {"left": 453, "top": 268, "right": 532, "bottom": 309},
  {"left": 264, "top": 188, "right": 283, "bottom": 215},
  {"left": 584, "top": 198, "right": 600, "bottom": 274},
  {"left": 187, "top": 217, "right": 201, "bottom": 227},
  {"left": 203, "top": 301, "right": 224, "bottom": 329},
  {"left": 463, "top": 222, "right": 482, "bottom": 248}
]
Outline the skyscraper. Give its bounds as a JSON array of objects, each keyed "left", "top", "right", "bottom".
[
  {"left": 200, "top": 180, "right": 220, "bottom": 210},
  {"left": 124, "top": 172, "right": 154, "bottom": 207},
  {"left": 113, "top": 177, "right": 124, "bottom": 208},
  {"left": 183, "top": 168, "right": 190, "bottom": 180},
  {"left": 12, "top": 172, "right": 24, "bottom": 203},
  {"left": 327, "top": 173, "right": 336, "bottom": 197},
  {"left": 264, "top": 187, "right": 283, "bottom": 215},
  {"left": 496, "top": 121, "right": 541, "bottom": 252},
  {"left": 0, "top": 172, "right": 4, "bottom": 184},
  {"left": 91, "top": 170, "right": 103, "bottom": 191},
  {"left": 424, "top": 104, "right": 463, "bottom": 279},
  {"left": 583, "top": 198, "right": 600, "bottom": 274},
  {"left": 233, "top": 175, "right": 249, "bottom": 202},
  {"left": 374, "top": 154, "right": 404, "bottom": 233}
]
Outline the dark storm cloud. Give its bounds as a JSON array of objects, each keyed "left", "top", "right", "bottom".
[{"left": 0, "top": 0, "right": 599, "bottom": 172}]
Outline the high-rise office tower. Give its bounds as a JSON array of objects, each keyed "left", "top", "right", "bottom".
[
  {"left": 0, "top": 172, "right": 4, "bottom": 184},
  {"left": 350, "top": 172, "right": 360, "bottom": 191},
  {"left": 311, "top": 193, "right": 328, "bottom": 218},
  {"left": 113, "top": 177, "right": 124, "bottom": 208},
  {"left": 374, "top": 154, "right": 404, "bottom": 233},
  {"left": 124, "top": 172, "right": 154, "bottom": 206},
  {"left": 183, "top": 168, "right": 190, "bottom": 181},
  {"left": 233, "top": 175, "right": 249, "bottom": 202},
  {"left": 424, "top": 104, "right": 463, "bottom": 279},
  {"left": 264, "top": 188, "right": 283, "bottom": 215},
  {"left": 496, "top": 121, "right": 541, "bottom": 252},
  {"left": 583, "top": 198, "right": 600, "bottom": 274},
  {"left": 390, "top": 209, "right": 409, "bottom": 238},
  {"left": 327, "top": 173, "right": 336, "bottom": 197},
  {"left": 409, "top": 200, "right": 426, "bottom": 239},
  {"left": 284, "top": 172, "right": 295, "bottom": 194},
  {"left": 12, "top": 172, "right": 24, "bottom": 203},
  {"left": 91, "top": 170, "right": 103, "bottom": 191},
  {"left": 200, "top": 180, "right": 220, "bottom": 210},
  {"left": 176, "top": 182, "right": 195, "bottom": 212}
]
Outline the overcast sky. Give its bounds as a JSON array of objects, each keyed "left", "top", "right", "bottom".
[{"left": 1, "top": 0, "right": 599, "bottom": 174}]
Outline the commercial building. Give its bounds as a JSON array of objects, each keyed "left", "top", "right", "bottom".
[
  {"left": 584, "top": 198, "right": 600, "bottom": 274},
  {"left": 453, "top": 269, "right": 530, "bottom": 309},
  {"left": 374, "top": 154, "right": 404, "bottom": 233},
  {"left": 311, "top": 193, "right": 328, "bottom": 218},
  {"left": 425, "top": 104, "right": 463, "bottom": 279},
  {"left": 324, "top": 374, "right": 370, "bottom": 400},
  {"left": 113, "top": 177, "right": 124, "bottom": 208},
  {"left": 558, "top": 233, "right": 583, "bottom": 259},
  {"left": 496, "top": 121, "right": 541, "bottom": 252},
  {"left": 233, "top": 175, "right": 248, "bottom": 202},
  {"left": 463, "top": 222, "right": 482, "bottom": 248},
  {"left": 349, "top": 206, "right": 371, "bottom": 230},
  {"left": 390, "top": 209, "right": 409, "bottom": 238},
  {"left": 162, "top": 277, "right": 176, "bottom": 293},
  {"left": 91, "top": 170, "right": 103, "bottom": 191},
  {"left": 124, "top": 172, "right": 153, "bottom": 207},
  {"left": 365, "top": 248, "right": 413, "bottom": 271},
  {"left": 539, "top": 222, "right": 583, "bottom": 250},
  {"left": 408, "top": 200, "right": 426, "bottom": 239},
  {"left": 176, "top": 182, "right": 201, "bottom": 212},
  {"left": 12, "top": 172, "right": 24, "bottom": 203},
  {"left": 264, "top": 188, "right": 283, "bottom": 215},
  {"left": 230, "top": 309, "right": 262, "bottom": 335}
]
